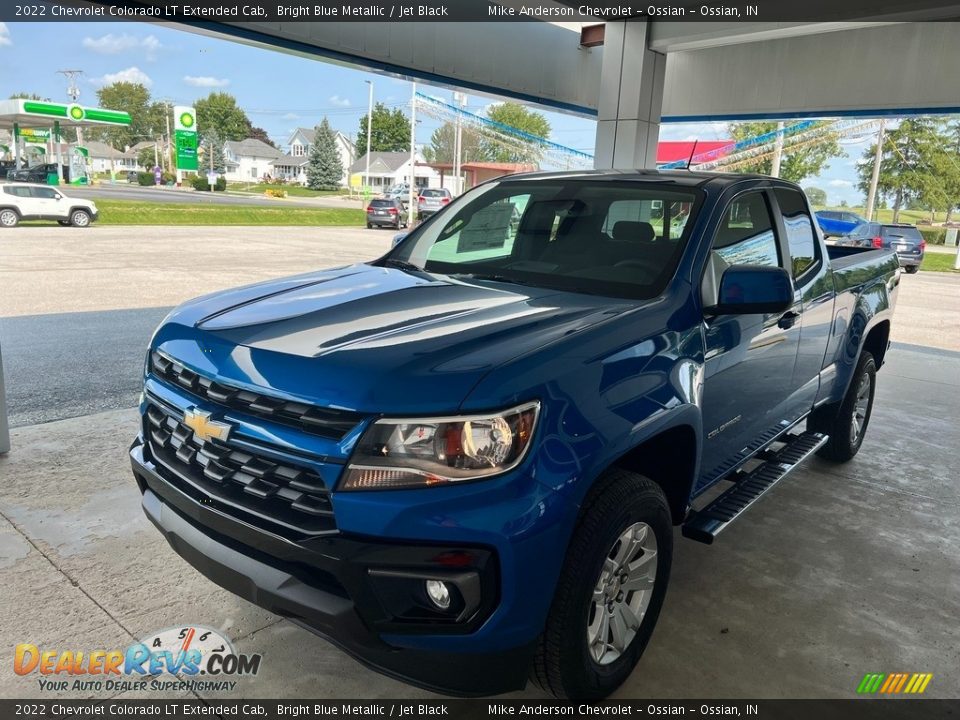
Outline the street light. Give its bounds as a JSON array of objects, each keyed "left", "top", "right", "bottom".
[{"left": 364, "top": 80, "right": 373, "bottom": 193}]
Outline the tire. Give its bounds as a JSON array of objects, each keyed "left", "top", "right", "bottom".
[
  {"left": 0, "top": 208, "right": 19, "bottom": 228},
  {"left": 366, "top": 222, "right": 373, "bottom": 229},
  {"left": 58, "top": 220, "right": 70, "bottom": 226},
  {"left": 809, "top": 351, "right": 877, "bottom": 463},
  {"left": 532, "top": 470, "right": 673, "bottom": 699},
  {"left": 70, "top": 209, "right": 92, "bottom": 227},
  {"left": 904, "top": 265, "right": 919, "bottom": 274}
]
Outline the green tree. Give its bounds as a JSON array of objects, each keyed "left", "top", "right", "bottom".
[
  {"left": 938, "top": 120, "right": 960, "bottom": 222},
  {"left": 355, "top": 102, "right": 410, "bottom": 155},
  {"left": 422, "top": 122, "right": 484, "bottom": 164},
  {"left": 9, "top": 92, "right": 49, "bottom": 100},
  {"left": 195, "top": 92, "right": 251, "bottom": 142},
  {"left": 201, "top": 131, "right": 227, "bottom": 174},
  {"left": 246, "top": 125, "right": 276, "bottom": 148},
  {"left": 480, "top": 102, "right": 551, "bottom": 164},
  {"left": 307, "top": 118, "right": 345, "bottom": 190},
  {"left": 728, "top": 121, "right": 844, "bottom": 183},
  {"left": 856, "top": 118, "right": 946, "bottom": 223},
  {"left": 803, "top": 186, "right": 827, "bottom": 207},
  {"left": 93, "top": 82, "right": 166, "bottom": 150}
]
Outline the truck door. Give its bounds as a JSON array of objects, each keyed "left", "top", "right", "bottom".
[
  {"left": 772, "top": 187, "right": 833, "bottom": 411},
  {"left": 697, "top": 190, "right": 804, "bottom": 492}
]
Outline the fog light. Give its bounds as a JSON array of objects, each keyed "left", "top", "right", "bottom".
[{"left": 425, "top": 580, "right": 451, "bottom": 610}]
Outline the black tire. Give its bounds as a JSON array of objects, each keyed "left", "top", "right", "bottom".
[
  {"left": 904, "top": 265, "right": 919, "bottom": 274},
  {"left": 0, "top": 208, "right": 19, "bottom": 228},
  {"left": 809, "top": 351, "right": 877, "bottom": 463},
  {"left": 58, "top": 220, "right": 70, "bottom": 226},
  {"left": 532, "top": 470, "right": 672, "bottom": 699},
  {"left": 366, "top": 222, "right": 373, "bottom": 229},
  {"left": 70, "top": 209, "right": 92, "bottom": 227}
]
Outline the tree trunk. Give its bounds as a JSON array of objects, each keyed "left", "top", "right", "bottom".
[
  {"left": 893, "top": 188, "right": 903, "bottom": 223},
  {"left": 948, "top": 207, "right": 955, "bottom": 224}
]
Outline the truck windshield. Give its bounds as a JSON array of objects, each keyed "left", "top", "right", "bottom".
[{"left": 386, "top": 179, "right": 701, "bottom": 299}]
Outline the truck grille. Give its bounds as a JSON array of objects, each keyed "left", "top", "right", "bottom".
[
  {"left": 145, "top": 403, "right": 337, "bottom": 536},
  {"left": 150, "top": 351, "right": 360, "bottom": 441}
]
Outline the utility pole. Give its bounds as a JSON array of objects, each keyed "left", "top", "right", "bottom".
[
  {"left": 58, "top": 70, "right": 84, "bottom": 145},
  {"left": 865, "top": 119, "right": 886, "bottom": 222},
  {"left": 164, "top": 102, "right": 172, "bottom": 174},
  {"left": 364, "top": 80, "right": 373, "bottom": 193},
  {"left": 770, "top": 120, "right": 784, "bottom": 178},
  {"left": 453, "top": 92, "right": 466, "bottom": 195},
  {"left": 408, "top": 82, "right": 417, "bottom": 218}
]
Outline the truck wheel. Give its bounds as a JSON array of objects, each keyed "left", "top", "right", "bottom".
[
  {"left": 532, "top": 470, "right": 672, "bottom": 699},
  {"left": 810, "top": 351, "right": 876, "bottom": 463},
  {"left": 70, "top": 209, "right": 92, "bottom": 227},
  {"left": 904, "top": 266, "right": 919, "bottom": 274},
  {"left": 0, "top": 209, "right": 19, "bottom": 228}
]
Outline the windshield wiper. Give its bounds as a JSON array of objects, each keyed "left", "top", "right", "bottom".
[
  {"left": 452, "top": 272, "right": 533, "bottom": 286},
  {"left": 381, "top": 258, "right": 422, "bottom": 272}
]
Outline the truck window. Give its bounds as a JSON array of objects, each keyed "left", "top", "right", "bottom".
[
  {"left": 425, "top": 193, "right": 530, "bottom": 265},
  {"left": 774, "top": 188, "right": 820, "bottom": 279},
  {"left": 712, "top": 192, "right": 780, "bottom": 268}
]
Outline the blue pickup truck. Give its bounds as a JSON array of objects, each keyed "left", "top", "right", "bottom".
[{"left": 131, "top": 171, "right": 899, "bottom": 699}]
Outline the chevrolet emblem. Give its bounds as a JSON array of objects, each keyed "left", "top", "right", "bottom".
[{"left": 183, "top": 408, "right": 231, "bottom": 443}]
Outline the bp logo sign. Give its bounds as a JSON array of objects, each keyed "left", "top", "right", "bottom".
[
  {"left": 68, "top": 104, "right": 85, "bottom": 121},
  {"left": 179, "top": 111, "right": 195, "bottom": 129}
]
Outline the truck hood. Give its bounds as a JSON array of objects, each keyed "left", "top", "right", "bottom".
[{"left": 154, "top": 263, "right": 632, "bottom": 414}]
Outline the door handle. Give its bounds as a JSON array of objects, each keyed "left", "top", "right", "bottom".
[{"left": 778, "top": 311, "right": 800, "bottom": 330}]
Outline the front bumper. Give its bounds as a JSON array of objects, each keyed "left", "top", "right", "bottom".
[{"left": 130, "top": 440, "right": 536, "bottom": 695}]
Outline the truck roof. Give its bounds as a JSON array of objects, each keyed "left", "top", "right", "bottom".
[{"left": 494, "top": 168, "right": 783, "bottom": 189}]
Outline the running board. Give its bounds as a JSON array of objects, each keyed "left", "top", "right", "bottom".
[{"left": 682, "top": 431, "right": 829, "bottom": 545}]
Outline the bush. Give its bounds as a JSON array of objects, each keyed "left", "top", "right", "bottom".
[
  {"left": 919, "top": 227, "right": 947, "bottom": 245},
  {"left": 190, "top": 174, "right": 209, "bottom": 191},
  {"left": 137, "top": 172, "right": 155, "bottom": 186},
  {"left": 215, "top": 176, "right": 226, "bottom": 192},
  {"left": 265, "top": 188, "right": 287, "bottom": 198}
]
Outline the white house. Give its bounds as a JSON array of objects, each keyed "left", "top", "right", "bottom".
[
  {"left": 349, "top": 151, "right": 440, "bottom": 192},
  {"left": 223, "top": 138, "right": 283, "bottom": 182},
  {"left": 83, "top": 141, "right": 140, "bottom": 174},
  {"left": 272, "top": 127, "right": 355, "bottom": 186}
]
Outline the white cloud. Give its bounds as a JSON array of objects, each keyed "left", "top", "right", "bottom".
[
  {"left": 828, "top": 179, "right": 853, "bottom": 187},
  {"left": 90, "top": 67, "right": 153, "bottom": 88},
  {"left": 0, "top": 23, "right": 11, "bottom": 47},
  {"left": 329, "top": 95, "right": 351, "bottom": 107},
  {"left": 184, "top": 75, "right": 230, "bottom": 88},
  {"left": 282, "top": 112, "right": 300, "bottom": 120},
  {"left": 82, "top": 33, "right": 163, "bottom": 60}
]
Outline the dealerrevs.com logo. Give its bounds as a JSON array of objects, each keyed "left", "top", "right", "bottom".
[{"left": 14, "top": 625, "right": 262, "bottom": 693}]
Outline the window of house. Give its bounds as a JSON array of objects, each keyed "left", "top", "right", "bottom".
[{"left": 250, "top": 167, "right": 258, "bottom": 179}]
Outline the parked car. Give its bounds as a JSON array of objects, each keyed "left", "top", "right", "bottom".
[
  {"left": 385, "top": 183, "right": 410, "bottom": 200},
  {"left": 132, "top": 171, "right": 898, "bottom": 698},
  {"left": 366, "top": 197, "right": 408, "bottom": 229},
  {"left": 125, "top": 170, "right": 140, "bottom": 183},
  {"left": 0, "top": 183, "right": 98, "bottom": 228},
  {"left": 815, "top": 209, "right": 869, "bottom": 237},
  {"left": 417, "top": 187, "right": 452, "bottom": 220},
  {"left": 836, "top": 221, "right": 925, "bottom": 273},
  {"left": 7, "top": 163, "right": 70, "bottom": 184}
]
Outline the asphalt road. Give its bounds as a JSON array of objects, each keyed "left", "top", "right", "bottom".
[
  {"left": 1, "top": 307, "right": 171, "bottom": 427},
  {"left": 67, "top": 183, "right": 361, "bottom": 209}
]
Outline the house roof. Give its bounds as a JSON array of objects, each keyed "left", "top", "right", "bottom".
[
  {"left": 224, "top": 138, "right": 283, "bottom": 159},
  {"left": 349, "top": 151, "right": 414, "bottom": 175},
  {"left": 288, "top": 127, "right": 352, "bottom": 148},
  {"left": 272, "top": 154, "right": 307, "bottom": 167},
  {"left": 129, "top": 140, "right": 156, "bottom": 153},
  {"left": 83, "top": 140, "right": 138, "bottom": 160}
]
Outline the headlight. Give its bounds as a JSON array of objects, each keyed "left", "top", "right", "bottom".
[{"left": 341, "top": 401, "right": 540, "bottom": 490}]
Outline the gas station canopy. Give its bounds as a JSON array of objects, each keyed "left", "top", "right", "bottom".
[{"left": 0, "top": 99, "right": 131, "bottom": 129}]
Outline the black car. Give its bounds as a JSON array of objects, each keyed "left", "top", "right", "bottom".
[
  {"left": 837, "top": 222, "right": 925, "bottom": 273},
  {"left": 366, "top": 197, "right": 408, "bottom": 229},
  {"left": 7, "top": 163, "right": 70, "bottom": 184}
]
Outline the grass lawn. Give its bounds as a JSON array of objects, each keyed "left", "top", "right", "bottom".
[
  {"left": 816, "top": 205, "right": 951, "bottom": 226},
  {"left": 226, "top": 183, "right": 351, "bottom": 198},
  {"left": 93, "top": 199, "right": 364, "bottom": 226},
  {"left": 921, "top": 252, "right": 960, "bottom": 273}
]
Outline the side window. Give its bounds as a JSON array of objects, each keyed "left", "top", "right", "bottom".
[
  {"left": 712, "top": 192, "right": 780, "bottom": 268},
  {"left": 31, "top": 187, "right": 58, "bottom": 199},
  {"left": 774, "top": 188, "right": 820, "bottom": 280}
]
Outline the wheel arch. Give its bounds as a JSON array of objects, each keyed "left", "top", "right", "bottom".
[
  {"left": 0, "top": 205, "right": 22, "bottom": 217},
  {"left": 607, "top": 422, "right": 699, "bottom": 525},
  {"left": 861, "top": 319, "right": 890, "bottom": 368}
]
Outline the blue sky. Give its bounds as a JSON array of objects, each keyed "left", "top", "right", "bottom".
[{"left": 0, "top": 21, "right": 865, "bottom": 204}]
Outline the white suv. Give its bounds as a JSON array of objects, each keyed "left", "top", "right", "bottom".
[{"left": 0, "top": 183, "right": 99, "bottom": 228}]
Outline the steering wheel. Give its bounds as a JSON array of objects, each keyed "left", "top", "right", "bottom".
[{"left": 613, "top": 258, "right": 663, "bottom": 278}]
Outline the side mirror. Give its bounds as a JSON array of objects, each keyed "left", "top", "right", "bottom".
[
  {"left": 392, "top": 232, "right": 408, "bottom": 247},
  {"left": 54, "top": 194, "right": 62, "bottom": 200},
  {"left": 706, "top": 265, "right": 793, "bottom": 315}
]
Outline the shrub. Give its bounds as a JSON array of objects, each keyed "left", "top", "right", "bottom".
[
  {"left": 919, "top": 227, "right": 947, "bottom": 245},
  {"left": 190, "top": 174, "right": 210, "bottom": 191},
  {"left": 215, "top": 176, "right": 226, "bottom": 192},
  {"left": 137, "top": 172, "right": 155, "bottom": 186},
  {"left": 265, "top": 188, "right": 287, "bottom": 198}
]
